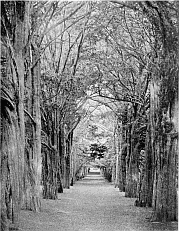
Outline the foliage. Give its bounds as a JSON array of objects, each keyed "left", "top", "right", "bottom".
[
  {"left": 89, "top": 143, "right": 107, "bottom": 159},
  {"left": 1, "top": 1, "right": 178, "bottom": 228}
]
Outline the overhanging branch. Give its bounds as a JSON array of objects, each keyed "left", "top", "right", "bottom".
[{"left": 24, "top": 109, "right": 36, "bottom": 125}]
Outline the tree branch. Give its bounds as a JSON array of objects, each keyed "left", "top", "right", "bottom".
[{"left": 24, "top": 109, "right": 36, "bottom": 125}]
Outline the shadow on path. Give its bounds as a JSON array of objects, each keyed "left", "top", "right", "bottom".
[{"left": 19, "top": 173, "right": 178, "bottom": 231}]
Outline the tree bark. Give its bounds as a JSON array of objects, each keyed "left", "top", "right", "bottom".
[
  {"left": 138, "top": 125, "right": 153, "bottom": 207},
  {"left": 22, "top": 44, "right": 42, "bottom": 211},
  {"left": 115, "top": 121, "right": 122, "bottom": 189},
  {"left": 150, "top": 67, "right": 178, "bottom": 221},
  {"left": 64, "top": 132, "right": 73, "bottom": 189},
  {"left": 42, "top": 146, "right": 58, "bottom": 199},
  {"left": 125, "top": 124, "right": 138, "bottom": 198},
  {"left": 1, "top": 2, "right": 29, "bottom": 229},
  {"left": 119, "top": 145, "right": 127, "bottom": 192}
]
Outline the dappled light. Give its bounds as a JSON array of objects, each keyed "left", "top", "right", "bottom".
[{"left": 1, "top": 1, "right": 178, "bottom": 231}]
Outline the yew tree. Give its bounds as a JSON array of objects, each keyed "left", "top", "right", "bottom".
[
  {"left": 1, "top": 2, "right": 178, "bottom": 229},
  {"left": 138, "top": 1, "right": 178, "bottom": 221},
  {"left": 1, "top": 1, "right": 30, "bottom": 230}
]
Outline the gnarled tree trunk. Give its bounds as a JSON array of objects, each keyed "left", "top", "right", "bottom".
[
  {"left": 138, "top": 125, "right": 153, "bottom": 207},
  {"left": 151, "top": 80, "right": 178, "bottom": 221},
  {"left": 22, "top": 44, "right": 42, "bottom": 211},
  {"left": 1, "top": 2, "right": 29, "bottom": 229},
  {"left": 125, "top": 124, "right": 138, "bottom": 198}
]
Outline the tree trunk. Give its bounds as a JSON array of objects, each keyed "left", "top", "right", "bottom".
[
  {"left": 1, "top": 110, "right": 24, "bottom": 230},
  {"left": 22, "top": 45, "right": 42, "bottom": 211},
  {"left": 116, "top": 121, "right": 124, "bottom": 190},
  {"left": 42, "top": 146, "right": 58, "bottom": 199},
  {"left": 62, "top": 124, "right": 72, "bottom": 189},
  {"left": 58, "top": 129, "right": 63, "bottom": 193},
  {"left": 150, "top": 68, "right": 178, "bottom": 221},
  {"left": 152, "top": 133, "right": 178, "bottom": 221},
  {"left": 64, "top": 132, "right": 73, "bottom": 189},
  {"left": 1, "top": 2, "right": 29, "bottom": 229},
  {"left": 60, "top": 124, "right": 66, "bottom": 188},
  {"left": 70, "top": 142, "right": 77, "bottom": 185},
  {"left": 32, "top": 50, "right": 42, "bottom": 210},
  {"left": 138, "top": 125, "right": 153, "bottom": 207},
  {"left": 119, "top": 145, "right": 127, "bottom": 192},
  {"left": 125, "top": 125, "right": 138, "bottom": 198},
  {"left": 114, "top": 122, "right": 118, "bottom": 187}
]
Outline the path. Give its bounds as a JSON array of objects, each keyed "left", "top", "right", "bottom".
[{"left": 19, "top": 174, "right": 178, "bottom": 231}]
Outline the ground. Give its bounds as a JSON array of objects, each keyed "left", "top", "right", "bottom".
[{"left": 19, "top": 174, "right": 178, "bottom": 231}]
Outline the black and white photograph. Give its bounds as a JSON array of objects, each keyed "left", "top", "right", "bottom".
[{"left": 1, "top": 1, "right": 178, "bottom": 230}]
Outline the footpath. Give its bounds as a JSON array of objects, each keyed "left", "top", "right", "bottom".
[{"left": 19, "top": 174, "right": 178, "bottom": 231}]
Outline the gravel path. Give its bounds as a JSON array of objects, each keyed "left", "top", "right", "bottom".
[{"left": 19, "top": 174, "right": 178, "bottom": 231}]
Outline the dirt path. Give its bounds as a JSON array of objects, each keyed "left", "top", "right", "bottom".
[{"left": 19, "top": 174, "right": 178, "bottom": 231}]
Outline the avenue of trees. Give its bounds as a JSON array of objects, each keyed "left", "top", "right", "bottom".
[{"left": 1, "top": 1, "right": 178, "bottom": 230}]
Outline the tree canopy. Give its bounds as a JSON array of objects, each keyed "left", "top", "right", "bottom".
[{"left": 1, "top": 1, "right": 178, "bottom": 230}]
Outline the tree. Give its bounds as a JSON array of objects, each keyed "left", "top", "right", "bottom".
[
  {"left": 89, "top": 143, "right": 107, "bottom": 159},
  {"left": 1, "top": 1, "right": 178, "bottom": 228},
  {"left": 77, "top": 1, "right": 178, "bottom": 221},
  {"left": 1, "top": 1, "right": 30, "bottom": 229},
  {"left": 80, "top": 1, "right": 152, "bottom": 198},
  {"left": 40, "top": 2, "right": 93, "bottom": 194},
  {"left": 138, "top": 1, "right": 178, "bottom": 221}
]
